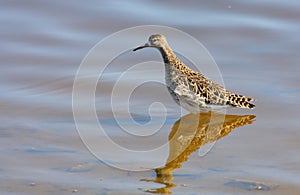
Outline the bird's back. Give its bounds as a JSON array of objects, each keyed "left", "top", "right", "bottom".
[{"left": 165, "top": 60, "right": 255, "bottom": 111}]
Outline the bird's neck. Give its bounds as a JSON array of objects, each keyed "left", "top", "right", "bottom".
[{"left": 159, "top": 46, "right": 182, "bottom": 69}]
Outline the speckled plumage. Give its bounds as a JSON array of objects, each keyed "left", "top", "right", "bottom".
[{"left": 133, "top": 34, "right": 255, "bottom": 113}]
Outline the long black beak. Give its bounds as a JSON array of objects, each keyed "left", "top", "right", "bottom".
[{"left": 133, "top": 43, "right": 149, "bottom": 51}]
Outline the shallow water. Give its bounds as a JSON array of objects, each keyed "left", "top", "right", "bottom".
[{"left": 1, "top": 1, "right": 300, "bottom": 194}]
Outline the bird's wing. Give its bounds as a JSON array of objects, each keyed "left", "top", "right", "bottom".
[
  {"left": 186, "top": 72, "right": 228, "bottom": 105},
  {"left": 186, "top": 70, "right": 255, "bottom": 109}
]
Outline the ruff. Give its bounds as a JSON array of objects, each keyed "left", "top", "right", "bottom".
[{"left": 133, "top": 34, "right": 255, "bottom": 113}]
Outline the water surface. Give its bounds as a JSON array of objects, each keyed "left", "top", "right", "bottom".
[{"left": 1, "top": 1, "right": 300, "bottom": 194}]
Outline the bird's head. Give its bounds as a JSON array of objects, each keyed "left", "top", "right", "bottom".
[{"left": 133, "top": 34, "right": 169, "bottom": 51}]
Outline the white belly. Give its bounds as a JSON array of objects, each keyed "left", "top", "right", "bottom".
[{"left": 169, "top": 85, "right": 230, "bottom": 113}]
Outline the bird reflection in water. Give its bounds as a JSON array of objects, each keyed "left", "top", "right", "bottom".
[{"left": 140, "top": 112, "right": 256, "bottom": 194}]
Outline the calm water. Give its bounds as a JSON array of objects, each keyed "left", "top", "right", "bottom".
[{"left": 1, "top": 1, "right": 300, "bottom": 194}]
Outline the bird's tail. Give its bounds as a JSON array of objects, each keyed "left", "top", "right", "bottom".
[{"left": 227, "top": 94, "right": 255, "bottom": 109}]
